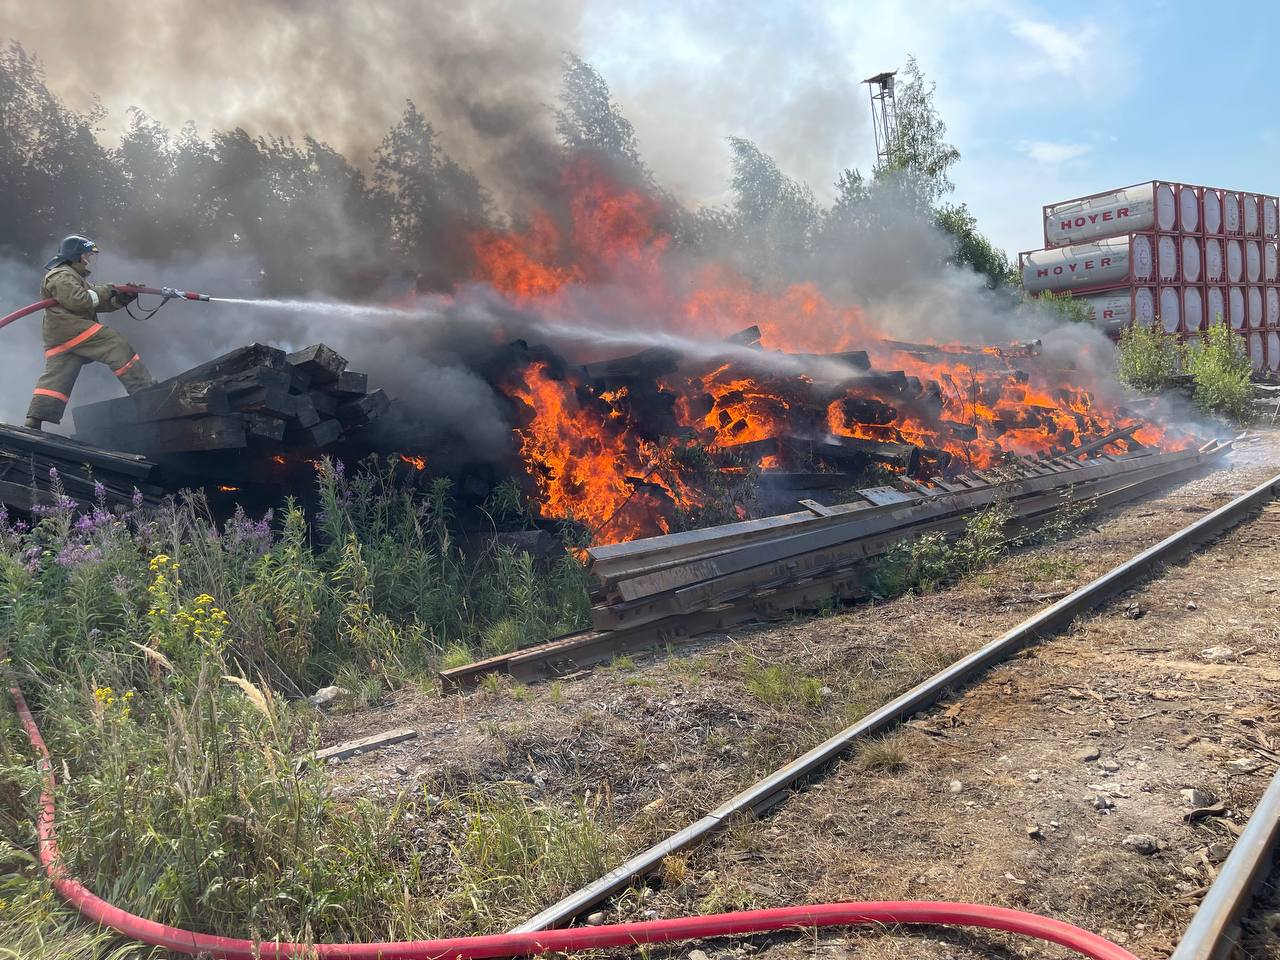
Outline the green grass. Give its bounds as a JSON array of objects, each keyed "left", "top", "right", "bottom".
[{"left": 741, "top": 656, "right": 826, "bottom": 711}]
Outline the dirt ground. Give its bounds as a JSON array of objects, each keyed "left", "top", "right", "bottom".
[{"left": 320, "top": 430, "right": 1280, "bottom": 957}]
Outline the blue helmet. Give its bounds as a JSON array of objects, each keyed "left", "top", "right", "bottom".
[{"left": 45, "top": 235, "right": 100, "bottom": 270}]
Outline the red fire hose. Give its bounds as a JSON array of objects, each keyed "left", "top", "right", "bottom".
[
  {"left": 0, "top": 285, "right": 213, "bottom": 331},
  {"left": 7, "top": 684, "right": 1138, "bottom": 960}
]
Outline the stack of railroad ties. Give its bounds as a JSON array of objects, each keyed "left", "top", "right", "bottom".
[
  {"left": 441, "top": 429, "right": 1232, "bottom": 690},
  {"left": 71, "top": 342, "right": 388, "bottom": 457}
]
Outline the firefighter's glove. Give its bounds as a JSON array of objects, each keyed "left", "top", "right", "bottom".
[{"left": 112, "top": 287, "right": 139, "bottom": 306}]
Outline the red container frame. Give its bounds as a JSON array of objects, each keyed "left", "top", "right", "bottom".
[{"left": 1018, "top": 232, "right": 1158, "bottom": 294}]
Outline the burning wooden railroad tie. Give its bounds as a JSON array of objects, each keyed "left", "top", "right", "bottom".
[
  {"left": 0, "top": 422, "right": 165, "bottom": 515},
  {"left": 71, "top": 342, "right": 387, "bottom": 457},
  {"left": 439, "top": 430, "right": 1226, "bottom": 691}
]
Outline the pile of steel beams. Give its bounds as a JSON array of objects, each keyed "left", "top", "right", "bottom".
[{"left": 440, "top": 431, "right": 1230, "bottom": 690}]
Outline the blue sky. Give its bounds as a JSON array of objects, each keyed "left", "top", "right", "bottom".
[{"left": 579, "top": 0, "right": 1280, "bottom": 257}]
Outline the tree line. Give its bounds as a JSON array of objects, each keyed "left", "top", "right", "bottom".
[{"left": 0, "top": 42, "right": 1015, "bottom": 299}]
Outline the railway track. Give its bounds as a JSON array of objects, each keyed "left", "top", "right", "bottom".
[
  {"left": 10, "top": 462, "right": 1280, "bottom": 959},
  {"left": 502, "top": 471, "right": 1280, "bottom": 959}
]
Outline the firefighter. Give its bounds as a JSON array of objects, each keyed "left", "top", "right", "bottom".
[{"left": 24, "top": 235, "right": 156, "bottom": 431}]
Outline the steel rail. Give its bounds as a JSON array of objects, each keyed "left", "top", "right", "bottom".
[
  {"left": 511, "top": 470, "right": 1280, "bottom": 934},
  {"left": 1170, "top": 762, "right": 1280, "bottom": 960}
]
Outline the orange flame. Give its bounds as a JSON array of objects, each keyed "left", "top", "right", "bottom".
[
  {"left": 464, "top": 155, "right": 1180, "bottom": 542},
  {"left": 399, "top": 454, "right": 427, "bottom": 471}
]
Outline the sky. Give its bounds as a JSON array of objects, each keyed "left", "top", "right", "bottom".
[{"left": 2, "top": 0, "right": 1278, "bottom": 259}]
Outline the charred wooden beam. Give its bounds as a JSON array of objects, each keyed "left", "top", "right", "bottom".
[
  {"left": 287, "top": 418, "right": 342, "bottom": 449},
  {"left": 581, "top": 347, "right": 680, "bottom": 382},
  {"left": 815, "top": 435, "right": 919, "bottom": 472},
  {"left": 287, "top": 344, "right": 349, "bottom": 385},
  {"left": 724, "top": 326, "right": 763, "bottom": 348},
  {"left": 158, "top": 343, "right": 288, "bottom": 388},
  {"left": 310, "top": 391, "right": 339, "bottom": 417},
  {"left": 99, "top": 415, "right": 248, "bottom": 454},
  {"left": 337, "top": 389, "right": 390, "bottom": 428},
  {"left": 330, "top": 370, "right": 369, "bottom": 398},
  {"left": 244, "top": 413, "right": 287, "bottom": 441}
]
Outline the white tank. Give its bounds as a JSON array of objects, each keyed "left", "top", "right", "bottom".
[
  {"left": 1265, "top": 197, "right": 1279, "bottom": 238},
  {"left": 1205, "top": 238, "right": 1224, "bottom": 280},
  {"left": 1268, "top": 287, "right": 1280, "bottom": 328},
  {"left": 1180, "top": 237, "right": 1201, "bottom": 281},
  {"left": 1136, "top": 287, "right": 1156, "bottom": 325},
  {"left": 1247, "top": 241, "right": 1262, "bottom": 282},
  {"left": 1270, "top": 331, "right": 1280, "bottom": 370},
  {"left": 1182, "top": 287, "right": 1204, "bottom": 331},
  {"left": 1043, "top": 182, "right": 1174, "bottom": 247},
  {"left": 1207, "top": 286, "right": 1226, "bottom": 326},
  {"left": 1230, "top": 286, "right": 1246, "bottom": 328},
  {"left": 1250, "top": 333, "right": 1264, "bottom": 370},
  {"left": 1265, "top": 242, "right": 1278, "bottom": 282},
  {"left": 1159, "top": 287, "right": 1181, "bottom": 332},
  {"left": 1021, "top": 235, "right": 1152, "bottom": 293},
  {"left": 1179, "top": 185, "right": 1200, "bottom": 232},
  {"left": 1224, "top": 193, "right": 1242, "bottom": 233},
  {"left": 1244, "top": 196, "right": 1260, "bottom": 236},
  {"left": 1248, "top": 286, "right": 1264, "bottom": 327},
  {"left": 1157, "top": 234, "right": 1179, "bottom": 280},
  {"left": 1204, "top": 190, "right": 1222, "bottom": 234},
  {"left": 1227, "top": 239, "right": 1244, "bottom": 282},
  {"left": 1082, "top": 290, "right": 1135, "bottom": 327}
]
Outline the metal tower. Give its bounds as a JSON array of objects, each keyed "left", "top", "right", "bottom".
[{"left": 862, "top": 70, "right": 898, "bottom": 166}]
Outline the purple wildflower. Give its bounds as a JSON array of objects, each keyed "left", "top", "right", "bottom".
[
  {"left": 48, "top": 466, "right": 58, "bottom": 480},
  {"left": 56, "top": 543, "right": 103, "bottom": 567},
  {"left": 131, "top": 488, "right": 144, "bottom": 509},
  {"left": 93, "top": 481, "right": 106, "bottom": 501}
]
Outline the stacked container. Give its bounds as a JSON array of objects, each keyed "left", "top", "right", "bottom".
[{"left": 1020, "top": 180, "right": 1280, "bottom": 371}]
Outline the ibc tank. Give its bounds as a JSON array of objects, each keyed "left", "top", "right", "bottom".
[
  {"left": 1178, "top": 186, "right": 1200, "bottom": 232},
  {"left": 1227, "top": 239, "right": 1244, "bottom": 282},
  {"left": 1248, "top": 287, "right": 1264, "bottom": 327},
  {"left": 1043, "top": 182, "right": 1174, "bottom": 246},
  {"left": 1224, "top": 193, "right": 1242, "bottom": 233},
  {"left": 1159, "top": 287, "right": 1181, "bottom": 332},
  {"left": 1205, "top": 238, "right": 1224, "bottom": 281},
  {"left": 1081, "top": 290, "right": 1134, "bottom": 327},
  {"left": 1244, "top": 196, "right": 1261, "bottom": 236},
  {"left": 1182, "top": 287, "right": 1204, "bottom": 331},
  {"left": 1207, "top": 286, "right": 1226, "bottom": 325},
  {"left": 1265, "top": 242, "right": 1278, "bottom": 282},
  {"left": 1229, "top": 287, "right": 1246, "bottom": 328},
  {"left": 1247, "top": 241, "right": 1262, "bottom": 282},
  {"left": 1265, "top": 197, "right": 1279, "bottom": 238},
  {"left": 1157, "top": 235, "right": 1179, "bottom": 280},
  {"left": 1021, "top": 236, "right": 1151, "bottom": 293},
  {"left": 1180, "top": 237, "right": 1201, "bottom": 281},
  {"left": 1204, "top": 190, "right": 1223, "bottom": 234}
]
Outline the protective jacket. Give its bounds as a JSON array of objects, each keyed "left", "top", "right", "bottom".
[{"left": 26, "top": 261, "right": 155, "bottom": 425}]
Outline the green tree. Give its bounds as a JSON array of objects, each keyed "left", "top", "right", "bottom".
[
  {"left": 879, "top": 56, "right": 961, "bottom": 207},
  {"left": 725, "top": 136, "right": 819, "bottom": 280},
  {"left": 934, "top": 203, "right": 1017, "bottom": 288},
  {"left": 555, "top": 54, "right": 650, "bottom": 183},
  {"left": 372, "top": 101, "right": 491, "bottom": 290}
]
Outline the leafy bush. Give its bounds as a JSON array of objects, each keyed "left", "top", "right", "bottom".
[
  {"left": 1031, "top": 289, "right": 1093, "bottom": 325},
  {"left": 1185, "top": 322, "right": 1255, "bottom": 424},
  {"left": 1116, "top": 324, "right": 1184, "bottom": 393}
]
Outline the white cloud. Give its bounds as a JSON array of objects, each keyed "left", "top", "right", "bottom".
[
  {"left": 1009, "top": 17, "right": 1090, "bottom": 76},
  {"left": 1018, "top": 140, "right": 1094, "bottom": 165}
]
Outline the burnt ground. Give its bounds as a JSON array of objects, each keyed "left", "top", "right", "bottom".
[{"left": 318, "top": 429, "right": 1280, "bottom": 955}]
